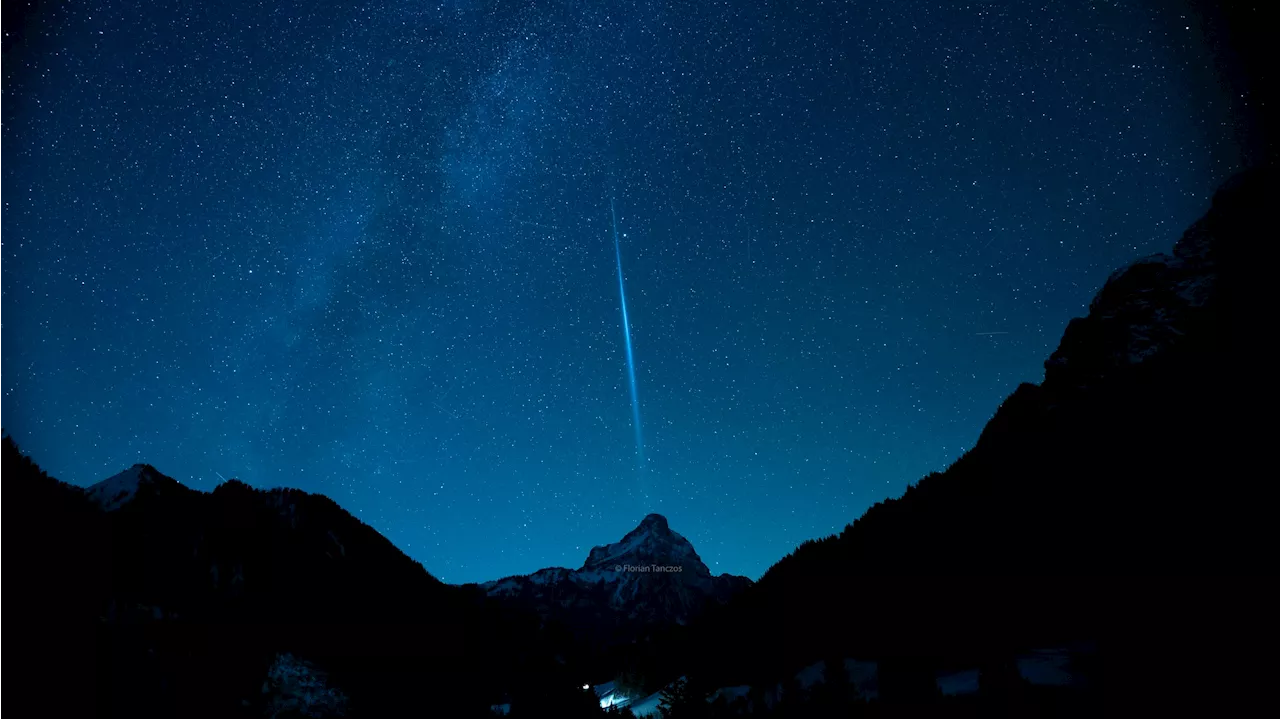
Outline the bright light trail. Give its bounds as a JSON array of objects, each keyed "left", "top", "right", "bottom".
[{"left": 611, "top": 198, "right": 644, "bottom": 468}]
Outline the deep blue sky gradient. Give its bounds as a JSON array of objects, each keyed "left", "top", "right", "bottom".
[{"left": 3, "top": 0, "right": 1241, "bottom": 582}]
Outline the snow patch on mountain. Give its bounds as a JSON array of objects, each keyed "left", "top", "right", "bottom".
[
  {"left": 85, "top": 463, "right": 194, "bottom": 511},
  {"left": 478, "top": 514, "right": 750, "bottom": 629},
  {"left": 1044, "top": 218, "right": 1220, "bottom": 384},
  {"left": 86, "top": 464, "right": 154, "bottom": 510},
  {"left": 582, "top": 514, "right": 705, "bottom": 572}
]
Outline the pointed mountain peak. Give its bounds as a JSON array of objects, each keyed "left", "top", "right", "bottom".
[
  {"left": 581, "top": 514, "right": 710, "bottom": 576},
  {"left": 485, "top": 513, "right": 751, "bottom": 631},
  {"left": 637, "top": 513, "right": 669, "bottom": 532},
  {"left": 86, "top": 463, "right": 185, "bottom": 511}
]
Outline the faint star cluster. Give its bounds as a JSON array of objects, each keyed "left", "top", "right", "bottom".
[{"left": 3, "top": 0, "right": 1240, "bottom": 582}]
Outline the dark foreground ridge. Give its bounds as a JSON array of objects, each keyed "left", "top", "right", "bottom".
[
  {"left": 2, "top": 441, "right": 601, "bottom": 718},
  {"left": 684, "top": 166, "right": 1278, "bottom": 713}
]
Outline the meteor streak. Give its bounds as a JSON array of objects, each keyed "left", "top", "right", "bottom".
[{"left": 611, "top": 199, "right": 644, "bottom": 468}]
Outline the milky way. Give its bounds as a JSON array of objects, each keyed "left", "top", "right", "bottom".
[{"left": 2, "top": 1, "right": 1243, "bottom": 582}]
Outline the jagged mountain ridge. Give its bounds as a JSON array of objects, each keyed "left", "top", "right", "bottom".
[
  {"left": 689, "top": 166, "right": 1277, "bottom": 689},
  {"left": 1043, "top": 169, "right": 1225, "bottom": 387},
  {"left": 85, "top": 462, "right": 194, "bottom": 510},
  {"left": 1, "top": 441, "right": 583, "bottom": 718},
  {"left": 479, "top": 513, "right": 750, "bottom": 632}
]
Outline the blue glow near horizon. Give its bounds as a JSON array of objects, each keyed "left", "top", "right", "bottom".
[{"left": 611, "top": 199, "right": 645, "bottom": 469}]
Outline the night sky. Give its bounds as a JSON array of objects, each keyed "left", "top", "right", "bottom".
[{"left": 3, "top": 1, "right": 1241, "bottom": 583}]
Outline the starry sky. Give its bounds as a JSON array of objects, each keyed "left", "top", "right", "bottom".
[{"left": 3, "top": 1, "right": 1243, "bottom": 583}]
